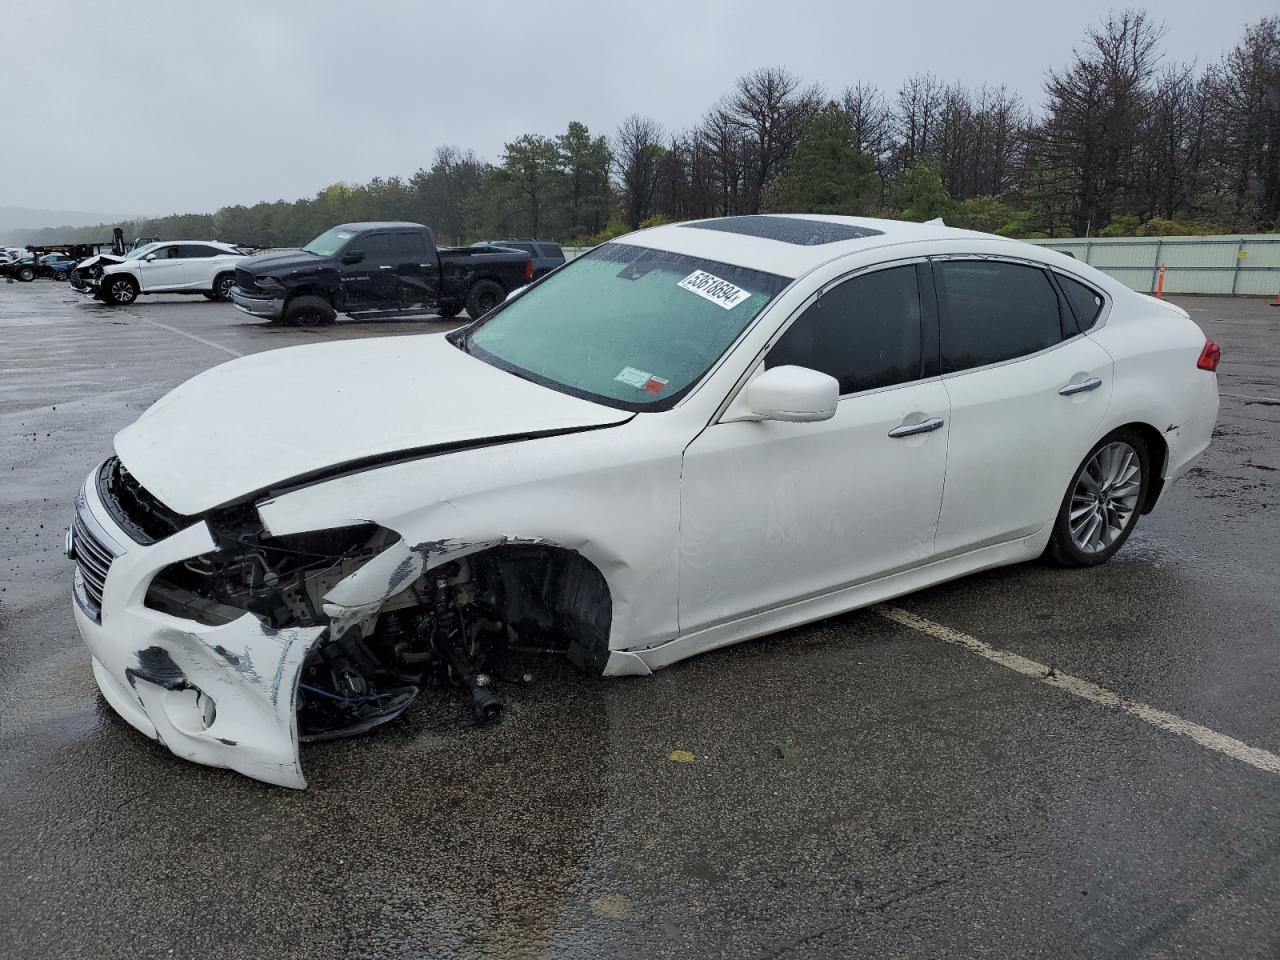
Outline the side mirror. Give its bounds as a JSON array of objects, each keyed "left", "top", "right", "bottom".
[
  {"left": 143, "top": 254, "right": 157, "bottom": 262},
  {"left": 342, "top": 249, "right": 365, "bottom": 264},
  {"left": 745, "top": 365, "right": 839, "bottom": 423}
]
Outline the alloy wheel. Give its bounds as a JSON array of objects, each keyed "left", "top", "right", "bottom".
[
  {"left": 111, "top": 280, "right": 136, "bottom": 303},
  {"left": 1069, "top": 441, "right": 1142, "bottom": 553}
]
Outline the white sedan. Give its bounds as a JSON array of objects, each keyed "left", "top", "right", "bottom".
[
  {"left": 73, "top": 240, "right": 249, "bottom": 304},
  {"left": 67, "top": 215, "right": 1219, "bottom": 787}
]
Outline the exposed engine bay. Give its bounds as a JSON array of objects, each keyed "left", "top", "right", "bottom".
[{"left": 103, "top": 457, "right": 612, "bottom": 742}]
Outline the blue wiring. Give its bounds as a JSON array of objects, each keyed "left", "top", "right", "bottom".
[{"left": 299, "top": 682, "right": 395, "bottom": 703}]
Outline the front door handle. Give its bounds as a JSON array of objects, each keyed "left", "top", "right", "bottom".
[
  {"left": 888, "top": 417, "right": 945, "bottom": 438},
  {"left": 379, "top": 265, "right": 393, "bottom": 270},
  {"left": 1059, "top": 377, "right": 1103, "bottom": 396}
]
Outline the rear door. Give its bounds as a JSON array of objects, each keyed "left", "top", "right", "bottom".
[
  {"left": 931, "top": 257, "right": 1113, "bottom": 557},
  {"left": 136, "top": 244, "right": 188, "bottom": 291},
  {"left": 178, "top": 244, "right": 228, "bottom": 290}
]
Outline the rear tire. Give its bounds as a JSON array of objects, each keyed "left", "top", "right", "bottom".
[
  {"left": 212, "top": 273, "right": 236, "bottom": 302},
  {"left": 283, "top": 294, "right": 335, "bottom": 327},
  {"left": 1045, "top": 427, "right": 1149, "bottom": 568},
  {"left": 102, "top": 274, "right": 139, "bottom": 305},
  {"left": 465, "top": 280, "right": 504, "bottom": 319},
  {"left": 17, "top": 265, "right": 35, "bottom": 282}
]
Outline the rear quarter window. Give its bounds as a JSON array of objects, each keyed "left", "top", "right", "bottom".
[{"left": 1058, "top": 275, "right": 1105, "bottom": 330}]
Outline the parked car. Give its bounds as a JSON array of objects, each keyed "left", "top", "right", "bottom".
[
  {"left": 66, "top": 214, "right": 1219, "bottom": 787},
  {"left": 71, "top": 241, "right": 249, "bottom": 304},
  {"left": 231, "top": 221, "right": 534, "bottom": 325},
  {"left": 1, "top": 255, "right": 37, "bottom": 282},
  {"left": 35, "top": 253, "right": 80, "bottom": 280},
  {"left": 473, "top": 239, "right": 566, "bottom": 279}
]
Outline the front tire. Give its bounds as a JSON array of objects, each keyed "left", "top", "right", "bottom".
[
  {"left": 283, "top": 294, "right": 336, "bottom": 326},
  {"left": 465, "top": 280, "right": 504, "bottom": 319},
  {"left": 1045, "top": 428, "right": 1149, "bottom": 568},
  {"left": 102, "top": 274, "right": 139, "bottom": 305},
  {"left": 17, "top": 265, "right": 35, "bottom": 282}
]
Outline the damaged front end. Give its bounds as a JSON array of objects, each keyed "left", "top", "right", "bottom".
[{"left": 74, "top": 458, "right": 611, "bottom": 787}]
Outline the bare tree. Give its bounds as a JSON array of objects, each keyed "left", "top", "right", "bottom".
[
  {"left": 1034, "top": 8, "right": 1166, "bottom": 233},
  {"left": 894, "top": 72, "right": 945, "bottom": 170},
  {"left": 841, "top": 82, "right": 895, "bottom": 195},
  {"left": 722, "top": 67, "right": 823, "bottom": 212},
  {"left": 613, "top": 114, "right": 665, "bottom": 229}
]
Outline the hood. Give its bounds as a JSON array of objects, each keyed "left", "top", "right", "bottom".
[
  {"left": 239, "top": 249, "right": 313, "bottom": 276},
  {"left": 77, "top": 253, "right": 125, "bottom": 270},
  {"left": 115, "top": 334, "right": 633, "bottom": 515}
]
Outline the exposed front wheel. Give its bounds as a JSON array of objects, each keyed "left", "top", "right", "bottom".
[
  {"left": 465, "top": 280, "right": 504, "bottom": 319},
  {"left": 1046, "top": 429, "right": 1149, "bottom": 567},
  {"left": 102, "top": 275, "right": 139, "bottom": 305}
]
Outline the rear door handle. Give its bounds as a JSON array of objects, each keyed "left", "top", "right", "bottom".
[
  {"left": 379, "top": 265, "right": 393, "bottom": 270},
  {"left": 1059, "top": 377, "right": 1103, "bottom": 396},
  {"left": 888, "top": 417, "right": 945, "bottom": 438}
]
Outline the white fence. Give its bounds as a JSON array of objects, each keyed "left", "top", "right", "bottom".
[{"left": 1024, "top": 235, "right": 1280, "bottom": 296}]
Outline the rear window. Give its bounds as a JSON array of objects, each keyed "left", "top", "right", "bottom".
[{"left": 540, "top": 243, "right": 565, "bottom": 260}]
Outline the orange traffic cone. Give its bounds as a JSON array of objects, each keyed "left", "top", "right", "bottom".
[
  {"left": 1270, "top": 287, "right": 1280, "bottom": 307},
  {"left": 1155, "top": 263, "right": 1166, "bottom": 299}
]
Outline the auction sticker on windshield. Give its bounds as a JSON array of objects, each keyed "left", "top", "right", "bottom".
[{"left": 677, "top": 270, "right": 752, "bottom": 310}]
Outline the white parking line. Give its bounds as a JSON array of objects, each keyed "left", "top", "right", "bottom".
[
  {"left": 876, "top": 606, "right": 1280, "bottom": 776},
  {"left": 126, "top": 313, "right": 244, "bottom": 358}
]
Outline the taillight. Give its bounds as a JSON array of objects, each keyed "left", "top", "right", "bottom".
[
  {"left": 1197, "top": 339, "right": 1221, "bottom": 372},
  {"left": 524, "top": 260, "right": 533, "bottom": 280}
]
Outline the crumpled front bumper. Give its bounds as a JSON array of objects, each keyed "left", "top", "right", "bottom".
[{"left": 70, "top": 469, "right": 325, "bottom": 788}]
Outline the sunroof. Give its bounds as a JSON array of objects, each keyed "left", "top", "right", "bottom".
[{"left": 682, "top": 216, "right": 883, "bottom": 245}]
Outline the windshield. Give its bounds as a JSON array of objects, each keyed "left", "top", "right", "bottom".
[
  {"left": 302, "top": 226, "right": 357, "bottom": 256},
  {"left": 461, "top": 242, "right": 789, "bottom": 410},
  {"left": 125, "top": 242, "right": 160, "bottom": 260}
]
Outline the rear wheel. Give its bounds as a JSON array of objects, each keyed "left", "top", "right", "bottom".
[
  {"left": 1045, "top": 428, "right": 1149, "bottom": 567},
  {"left": 465, "top": 280, "right": 504, "bottom": 319},
  {"left": 284, "top": 294, "right": 335, "bottom": 326},
  {"left": 17, "top": 265, "right": 35, "bottom": 282},
  {"left": 102, "top": 274, "right": 139, "bottom": 305},
  {"left": 212, "top": 273, "right": 236, "bottom": 302}
]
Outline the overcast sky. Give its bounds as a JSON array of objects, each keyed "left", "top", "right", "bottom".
[{"left": 2, "top": 0, "right": 1273, "bottom": 218}]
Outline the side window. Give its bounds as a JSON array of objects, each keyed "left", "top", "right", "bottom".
[
  {"left": 391, "top": 232, "right": 427, "bottom": 257},
  {"left": 511, "top": 242, "right": 538, "bottom": 256},
  {"left": 543, "top": 243, "right": 565, "bottom": 259},
  {"left": 937, "top": 260, "right": 1065, "bottom": 373},
  {"left": 765, "top": 265, "right": 922, "bottom": 394},
  {"left": 361, "top": 233, "right": 391, "bottom": 259},
  {"left": 1058, "top": 275, "right": 1104, "bottom": 330},
  {"left": 180, "top": 245, "right": 218, "bottom": 258}
]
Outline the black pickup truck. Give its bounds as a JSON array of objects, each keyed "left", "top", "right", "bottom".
[{"left": 231, "top": 221, "right": 533, "bottom": 325}]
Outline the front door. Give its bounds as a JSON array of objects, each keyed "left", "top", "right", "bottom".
[
  {"left": 929, "top": 257, "right": 1114, "bottom": 556},
  {"left": 679, "top": 262, "right": 950, "bottom": 635},
  {"left": 389, "top": 229, "right": 438, "bottom": 309},
  {"left": 136, "top": 244, "right": 188, "bottom": 291},
  {"left": 339, "top": 232, "right": 392, "bottom": 309}
]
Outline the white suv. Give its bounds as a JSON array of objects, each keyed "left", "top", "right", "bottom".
[{"left": 75, "top": 241, "right": 249, "bottom": 305}]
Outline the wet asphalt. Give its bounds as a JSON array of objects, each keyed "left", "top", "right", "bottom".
[{"left": 1, "top": 281, "right": 1277, "bottom": 959}]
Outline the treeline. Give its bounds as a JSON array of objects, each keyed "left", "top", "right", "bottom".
[{"left": 17, "top": 10, "right": 1279, "bottom": 249}]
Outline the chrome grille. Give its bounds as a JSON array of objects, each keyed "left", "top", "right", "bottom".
[{"left": 71, "top": 489, "right": 125, "bottom": 622}]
